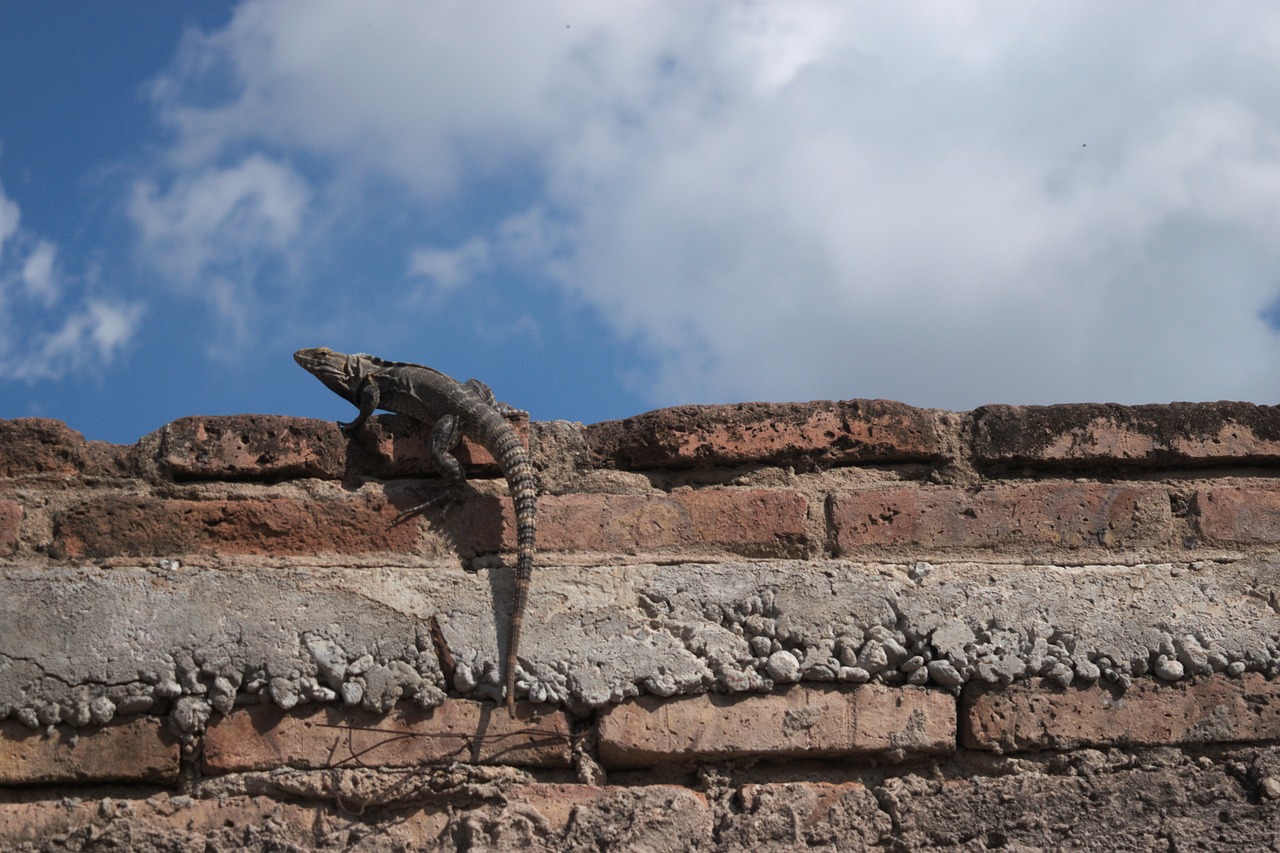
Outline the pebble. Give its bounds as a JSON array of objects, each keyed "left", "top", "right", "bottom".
[
  {"left": 1153, "top": 656, "right": 1185, "bottom": 681},
  {"left": 1260, "top": 777, "right": 1280, "bottom": 800},
  {"left": 839, "top": 666, "right": 871, "bottom": 683},
  {"left": 926, "top": 660, "right": 965, "bottom": 688},
  {"left": 765, "top": 650, "right": 802, "bottom": 683},
  {"left": 1046, "top": 662, "right": 1076, "bottom": 689}
]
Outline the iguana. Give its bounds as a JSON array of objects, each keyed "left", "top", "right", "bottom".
[{"left": 294, "top": 347, "right": 536, "bottom": 717}]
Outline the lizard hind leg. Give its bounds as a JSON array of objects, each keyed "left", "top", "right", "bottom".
[
  {"left": 466, "top": 378, "right": 518, "bottom": 415},
  {"left": 392, "top": 413, "right": 467, "bottom": 524}
]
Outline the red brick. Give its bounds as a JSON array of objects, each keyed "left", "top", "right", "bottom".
[
  {"left": 0, "top": 716, "right": 179, "bottom": 785},
  {"left": 203, "top": 700, "right": 571, "bottom": 773},
  {"left": 724, "top": 782, "right": 892, "bottom": 848},
  {"left": 962, "top": 675, "right": 1280, "bottom": 752},
  {"left": 452, "top": 489, "right": 811, "bottom": 558},
  {"left": 596, "top": 685, "right": 954, "bottom": 768},
  {"left": 349, "top": 412, "right": 530, "bottom": 478},
  {"left": 586, "top": 400, "right": 942, "bottom": 470},
  {"left": 0, "top": 795, "right": 394, "bottom": 850},
  {"left": 1190, "top": 487, "right": 1280, "bottom": 545},
  {"left": 505, "top": 783, "right": 711, "bottom": 836},
  {"left": 0, "top": 418, "right": 88, "bottom": 478},
  {"left": 830, "top": 483, "right": 1170, "bottom": 551},
  {"left": 0, "top": 500, "right": 19, "bottom": 555},
  {"left": 53, "top": 494, "right": 422, "bottom": 558},
  {"left": 972, "top": 402, "right": 1280, "bottom": 469},
  {"left": 160, "top": 414, "right": 347, "bottom": 480}
]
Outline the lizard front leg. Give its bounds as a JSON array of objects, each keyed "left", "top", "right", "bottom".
[
  {"left": 393, "top": 413, "right": 466, "bottom": 523},
  {"left": 339, "top": 379, "right": 380, "bottom": 435}
]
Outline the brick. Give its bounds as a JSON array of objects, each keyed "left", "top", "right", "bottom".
[
  {"left": 506, "top": 783, "right": 711, "bottom": 839},
  {"left": 596, "top": 685, "right": 954, "bottom": 768},
  {"left": 0, "top": 795, "right": 401, "bottom": 850},
  {"left": 0, "top": 716, "right": 179, "bottom": 785},
  {"left": 53, "top": 494, "right": 421, "bottom": 558},
  {"left": 972, "top": 402, "right": 1280, "bottom": 470},
  {"left": 203, "top": 700, "right": 572, "bottom": 773},
  {"left": 160, "top": 414, "right": 348, "bottom": 480},
  {"left": 586, "top": 400, "right": 942, "bottom": 470},
  {"left": 0, "top": 418, "right": 88, "bottom": 478},
  {"left": 452, "top": 489, "right": 811, "bottom": 558},
  {"left": 830, "top": 483, "right": 1171, "bottom": 551},
  {"left": 350, "top": 412, "right": 531, "bottom": 478},
  {"left": 0, "top": 500, "right": 19, "bottom": 555},
  {"left": 722, "top": 782, "right": 892, "bottom": 849},
  {"left": 962, "top": 674, "right": 1280, "bottom": 752},
  {"left": 1190, "top": 487, "right": 1280, "bottom": 545}
]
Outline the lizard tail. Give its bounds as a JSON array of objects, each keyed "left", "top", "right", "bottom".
[{"left": 488, "top": 422, "right": 538, "bottom": 717}]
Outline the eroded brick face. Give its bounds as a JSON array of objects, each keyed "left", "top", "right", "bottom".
[
  {"left": 829, "top": 483, "right": 1170, "bottom": 551},
  {"left": 0, "top": 717, "right": 179, "bottom": 785},
  {"left": 52, "top": 494, "right": 423, "bottom": 557}
]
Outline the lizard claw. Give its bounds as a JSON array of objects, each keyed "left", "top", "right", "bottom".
[{"left": 392, "top": 484, "right": 462, "bottom": 525}]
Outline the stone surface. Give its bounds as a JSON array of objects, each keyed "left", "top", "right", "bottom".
[
  {"left": 597, "top": 685, "right": 954, "bottom": 767},
  {"left": 971, "top": 401, "right": 1280, "bottom": 469},
  {"left": 586, "top": 400, "right": 942, "bottom": 470},
  {"left": 963, "top": 674, "right": 1280, "bottom": 752},
  {"left": 204, "top": 701, "right": 571, "bottom": 772},
  {"left": 830, "top": 483, "right": 1171, "bottom": 550},
  {"left": 0, "top": 716, "right": 178, "bottom": 785}
]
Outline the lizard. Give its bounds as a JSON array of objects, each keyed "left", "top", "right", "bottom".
[{"left": 294, "top": 347, "right": 536, "bottom": 717}]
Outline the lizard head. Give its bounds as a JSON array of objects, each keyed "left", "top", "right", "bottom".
[{"left": 294, "top": 347, "right": 368, "bottom": 400}]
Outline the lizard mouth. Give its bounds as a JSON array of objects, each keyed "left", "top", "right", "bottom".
[{"left": 294, "top": 347, "right": 350, "bottom": 381}]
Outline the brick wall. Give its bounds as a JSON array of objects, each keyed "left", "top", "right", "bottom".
[{"left": 3, "top": 401, "right": 1280, "bottom": 850}]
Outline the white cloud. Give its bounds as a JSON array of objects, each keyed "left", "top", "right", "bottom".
[
  {"left": 407, "top": 237, "right": 491, "bottom": 298},
  {"left": 21, "top": 240, "right": 58, "bottom": 306},
  {"left": 0, "top": 184, "right": 18, "bottom": 267},
  {"left": 128, "top": 153, "right": 311, "bottom": 344},
  {"left": 129, "top": 153, "right": 310, "bottom": 286},
  {"left": 0, "top": 180, "right": 143, "bottom": 381},
  {"left": 140, "top": 0, "right": 1280, "bottom": 407}
]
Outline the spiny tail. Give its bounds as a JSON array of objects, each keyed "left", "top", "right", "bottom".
[{"left": 482, "top": 412, "right": 537, "bottom": 717}]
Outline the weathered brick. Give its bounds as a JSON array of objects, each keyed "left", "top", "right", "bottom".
[
  {"left": 586, "top": 400, "right": 942, "bottom": 470},
  {"left": 452, "top": 489, "right": 811, "bottom": 558},
  {"left": 505, "top": 783, "right": 712, "bottom": 838},
  {"left": 349, "top": 412, "right": 531, "bottom": 478},
  {"left": 721, "top": 782, "right": 892, "bottom": 849},
  {"left": 203, "top": 701, "right": 572, "bottom": 773},
  {"left": 830, "top": 483, "right": 1171, "bottom": 551},
  {"left": 0, "top": 716, "right": 179, "bottom": 785},
  {"left": 0, "top": 500, "right": 19, "bottom": 555},
  {"left": 972, "top": 402, "right": 1280, "bottom": 470},
  {"left": 160, "top": 414, "right": 348, "bottom": 480},
  {"left": 53, "top": 494, "right": 421, "bottom": 558},
  {"left": 596, "top": 685, "right": 954, "bottom": 768},
  {"left": 962, "top": 675, "right": 1280, "bottom": 752},
  {"left": 1190, "top": 487, "right": 1280, "bottom": 545},
  {"left": 0, "top": 418, "right": 88, "bottom": 478}
]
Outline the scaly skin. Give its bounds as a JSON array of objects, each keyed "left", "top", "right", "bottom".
[{"left": 294, "top": 347, "right": 536, "bottom": 716}]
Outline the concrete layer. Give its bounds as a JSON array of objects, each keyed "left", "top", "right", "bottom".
[{"left": 2, "top": 557, "right": 1279, "bottom": 729}]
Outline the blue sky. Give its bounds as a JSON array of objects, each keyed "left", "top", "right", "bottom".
[{"left": 3, "top": 2, "right": 1280, "bottom": 443}]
